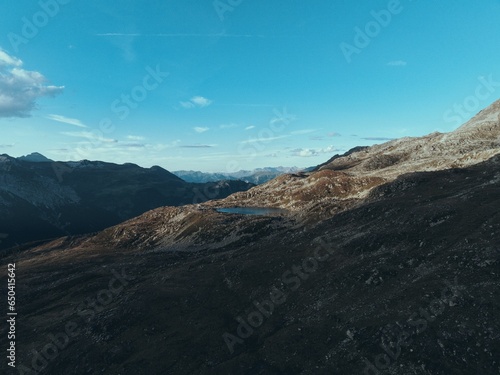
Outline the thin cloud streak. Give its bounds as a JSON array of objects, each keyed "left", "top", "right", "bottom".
[
  {"left": 46, "top": 114, "right": 87, "bottom": 128},
  {"left": 96, "top": 33, "right": 265, "bottom": 38},
  {"left": 60, "top": 131, "right": 117, "bottom": 143},
  {"left": 180, "top": 145, "right": 216, "bottom": 148},
  {"left": 361, "top": 137, "right": 395, "bottom": 141},
  {"left": 240, "top": 135, "right": 290, "bottom": 144},
  {"left": 217, "top": 103, "right": 275, "bottom": 107}
]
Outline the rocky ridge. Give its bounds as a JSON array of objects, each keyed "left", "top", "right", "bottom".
[{"left": 207, "top": 99, "right": 500, "bottom": 219}]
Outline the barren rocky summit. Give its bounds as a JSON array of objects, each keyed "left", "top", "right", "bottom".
[{"left": 207, "top": 99, "right": 500, "bottom": 218}]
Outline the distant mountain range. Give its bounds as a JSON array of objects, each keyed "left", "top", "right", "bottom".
[
  {"left": 173, "top": 166, "right": 302, "bottom": 184},
  {"left": 0, "top": 155, "right": 253, "bottom": 249}
]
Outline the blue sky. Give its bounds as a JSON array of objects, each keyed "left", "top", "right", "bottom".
[{"left": 1, "top": 0, "right": 499, "bottom": 172}]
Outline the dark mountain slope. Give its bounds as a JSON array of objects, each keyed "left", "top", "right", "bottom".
[
  {"left": 2, "top": 155, "right": 499, "bottom": 374},
  {"left": 0, "top": 156, "right": 253, "bottom": 249}
]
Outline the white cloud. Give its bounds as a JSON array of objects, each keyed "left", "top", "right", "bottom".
[
  {"left": 127, "top": 135, "right": 146, "bottom": 141},
  {"left": 291, "top": 145, "right": 339, "bottom": 157},
  {"left": 194, "top": 127, "right": 209, "bottom": 133},
  {"left": 191, "top": 96, "right": 212, "bottom": 107},
  {"left": 387, "top": 60, "right": 407, "bottom": 67},
  {"left": 181, "top": 96, "right": 212, "bottom": 109},
  {"left": 0, "top": 50, "right": 22, "bottom": 67},
  {"left": 46, "top": 114, "right": 87, "bottom": 128},
  {"left": 48, "top": 139, "right": 183, "bottom": 162},
  {"left": 0, "top": 49, "right": 64, "bottom": 118},
  {"left": 245, "top": 125, "right": 255, "bottom": 130}
]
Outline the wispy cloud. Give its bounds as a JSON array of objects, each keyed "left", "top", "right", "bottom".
[
  {"left": 311, "top": 131, "right": 341, "bottom": 140},
  {"left": 181, "top": 96, "right": 212, "bottom": 109},
  {"left": 387, "top": 60, "right": 407, "bottom": 67},
  {"left": 361, "top": 137, "right": 395, "bottom": 141},
  {"left": 291, "top": 145, "right": 339, "bottom": 157},
  {"left": 96, "top": 33, "right": 265, "bottom": 38},
  {"left": 179, "top": 144, "right": 216, "bottom": 148},
  {"left": 49, "top": 139, "right": 182, "bottom": 161},
  {"left": 127, "top": 135, "right": 145, "bottom": 141},
  {"left": 194, "top": 127, "right": 210, "bottom": 133},
  {"left": 217, "top": 103, "right": 274, "bottom": 107},
  {"left": 191, "top": 96, "right": 212, "bottom": 107},
  {"left": 180, "top": 101, "right": 195, "bottom": 109},
  {"left": 46, "top": 114, "right": 87, "bottom": 128},
  {"left": 60, "top": 131, "right": 117, "bottom": 143},
  {"left": 245, "top": 125, "right": 255, "bottom": 130},
  {"left": 327, "top": 132, "right": 341, "bottom": 137},
  {"left": 0, "top": 144, "right": 14, "bottom": 148},
  {"left": 119, "top": 143, "right": 146, "bottom": 149},
  {"left": 240, "top": 135, "right": 290, "bottom": 144}
]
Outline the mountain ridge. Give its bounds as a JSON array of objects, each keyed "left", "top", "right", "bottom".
[
  {"left": 205, "top": 98, "right": 500, "bottom": 219},
  {"left": 173, "top": 166, "right": 302, "bottom": 184},
  {"left": 0, "top": 157, "right": 253, "bottom": 249}
]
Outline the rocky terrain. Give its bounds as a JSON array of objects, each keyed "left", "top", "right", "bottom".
[
  {"left": 0, "top": 156, "right": 253, "bottom": 250},
  {"left": 0, "top": 100, "right": 499, "bottom": 374},
  {"left": 209, "top": 100, "right": 500, "bottom": 220}
]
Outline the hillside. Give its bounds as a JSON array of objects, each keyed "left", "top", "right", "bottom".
[
  {"left": 1, "top": 100, "right": 499, "bottom": 374},
  {"left": 2, "top": 155, "right": 499, "bottom": 374},
  {"left": 0, "top": 156, "right": 253, "bottom": 250},
  {"left": 207, "top": 99, "right": 500, "bottom": 220}
]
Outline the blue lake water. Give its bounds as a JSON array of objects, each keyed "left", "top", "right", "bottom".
[{"left": 216, "top": 207, "right": 287, "bottom": 216}]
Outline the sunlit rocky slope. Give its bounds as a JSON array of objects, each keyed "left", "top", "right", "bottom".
[{"left": 208, "top": 99, "right": 500, "bottom": 218}]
